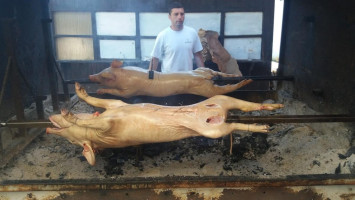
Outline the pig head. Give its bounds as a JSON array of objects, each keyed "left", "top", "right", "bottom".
[
  {"left": 89, "top": 60, "right": 250, "bottom": 98},
  {"left": 46, "top": 83, "right": 283, "bottom": 165},
  {"left": 198, "top": 29, "right": 242, "bottom": 76}
]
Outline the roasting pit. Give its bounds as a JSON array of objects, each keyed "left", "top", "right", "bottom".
[
  {"left": 1, "top": 0, "right": 354, "bottom": 199},
  {"left": 1, "top": 88, "right": 354, "bottom": 182}
]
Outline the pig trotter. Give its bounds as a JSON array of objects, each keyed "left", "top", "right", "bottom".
[
  {"left": 75, "top": 82, "right": 89, "bottom": 99},
  {"left": 234, "top": 79, "right": 252, "bottom": 88},
  {"left": 260, "top": 104, "right": 284, "bottom": 111},
  {"left": 232, "top": 123, "right": 270, "bottom": 133},
  {"left": 253, "top": 124, "right": 270, "bottom": 133}
]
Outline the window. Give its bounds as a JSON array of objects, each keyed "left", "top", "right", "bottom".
[
  {"left": 53, "top": 11, "right": 264, "bottom": 62},
  {"left": 96, "top": 12, "right": 136, "bottom": 36},
  {"left": 139, "top": 13, "right": 170, "bottom": 61},
  {"left": 224, "top": 38, "right": 262, "bottom": 60},
  {"left": 99, "top": 40, "right": 136, "bottom": 59},
  {"left": 96, "top": 12, "right": 136, "bottom": 59},
  {"left": 185, "top": 13, "right": 221, "bottom": 33},
  {"left": 139, "top": 13, "right": 170, "bottom": 36},
  {"left": 53, "top": 12, "right": 94, "bottom": 60},
  {"left": 56, "top": 37, "right": 94, "bottom": 60},
  {"left": 224, "top": 12, "right": 263, "bottom": 60},
  {"left": 225, "top": 12, "right": 262, "bottom": 35}
]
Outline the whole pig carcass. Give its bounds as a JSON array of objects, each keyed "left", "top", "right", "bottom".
[
  {"left": 198, "top": 29, "right": 242, "bottom": 76},
  {"left": 88, "top": 60, "right": 251, "bottom": 98},
  {"left": 46, "top": 83, "right": 283, "bottom": 165}
]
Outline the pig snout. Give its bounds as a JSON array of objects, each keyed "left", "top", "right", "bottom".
[
  {"left": 89, "top": 75, "right": 98, "bottom": 82},
  {"left": 89, "top": 72, "right": 116, "bottom": 84},
  {"left": 47, "top": 116, "right": 65, "bottom": 135},
  {"left": 48, "top": 114, "right": 73, "bottom": 130}
]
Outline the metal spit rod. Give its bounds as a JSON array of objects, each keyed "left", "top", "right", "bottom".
[
  {"left": 226, "top": 114, "right": 355, "bottom": 123},
  {"left": 1, "top": 114, "right": 354, "bottom": 128},
  {"left": 2, "top": 174, "right": 355, "bottom": 191},
  {"left": 1, "top": 120, "right": 52, "bottom": 128},
  {"left": 64, "top": 79, "right": 91, "bottom": 84},
  {"left": 63, "top": 76, "right": 294, "bottom": 85},
  {"left": 212, "top": 75, "right": 294, "bottom": 83}
]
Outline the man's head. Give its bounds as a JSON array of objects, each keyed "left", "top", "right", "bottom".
[
  {"left": 168, "top": 2, "right": 185, "bottom": 31},
  {"left": 168, "top": 1, "right": 184, "bottom": 14}
]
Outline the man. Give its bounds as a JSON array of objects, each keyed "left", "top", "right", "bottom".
[{"left": 149, "top": 2, "right": 205, "bottom": 73}]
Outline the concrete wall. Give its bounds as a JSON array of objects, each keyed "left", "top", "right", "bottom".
[
  {"left": 0, "top": 0, "right": 49, "bottom": 120},
  {"left": 279, "top": 0, "right": 355, "bottom": 113}
]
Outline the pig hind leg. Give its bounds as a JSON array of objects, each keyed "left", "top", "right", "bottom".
[
  {"left": 198, "top": 123, "right": 269, "bottom": 139},
  {"left": 211, "top": 79, "right": 253, "bottom": 95},
  {"left": 229, "top": 123, "right": 269, "bottom": 133},
  {"left": 205, "top": 95, "right": 283, "bottom": 112}
]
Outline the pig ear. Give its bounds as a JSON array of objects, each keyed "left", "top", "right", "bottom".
[
  {"left": 111, "top": 60, "right": 123, "bottom": 68},
  {"left": 82, "top": 143, "right": 96, "bottom": 165},
  {"left": 198, "top": 29, "right": 205, "bottom": 37}
]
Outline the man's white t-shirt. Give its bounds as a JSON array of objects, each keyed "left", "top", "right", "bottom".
[{"left": 151, "top": 26, "right": 203, "bottom": 73}]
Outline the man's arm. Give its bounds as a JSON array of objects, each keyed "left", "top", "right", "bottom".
[
  {"left": 149, "top": 57, "right": 159, "bottom": 71},
  {"left": 194, "top": 51, "right": 205, "bottom": 68}
]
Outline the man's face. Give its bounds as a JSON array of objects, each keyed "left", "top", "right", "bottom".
[{"left": 169, "top": 8, "right": 185, "bottom": 29}]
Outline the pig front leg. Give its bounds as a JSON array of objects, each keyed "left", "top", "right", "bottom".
[{"left": 75, "top": 82, "right": 127, "bottom": 109}]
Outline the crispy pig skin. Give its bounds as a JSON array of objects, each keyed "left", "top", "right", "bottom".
[
  {"left": 46, "top": 83, "right": 283, "bottom": 165},
  {"left": 88, "top": 60, "right": 249, "bottom": 98}
]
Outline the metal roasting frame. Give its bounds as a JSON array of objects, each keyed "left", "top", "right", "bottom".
[
  {"left": 1, "top": 174, "right": 355, "bottom": 192},
  {"left": 1, "top": 114, "right": 355, "bottom": 128},
  {"left": 1, "top": 3, "right": 355, "bottom": 195}
]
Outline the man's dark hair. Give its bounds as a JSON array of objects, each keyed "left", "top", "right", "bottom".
[{"left": 168, "top": 2, "right": 184, "bottom": 14}]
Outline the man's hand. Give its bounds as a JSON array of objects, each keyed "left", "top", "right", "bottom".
[
  {"left": 149, "top": 57, "right": 159, "bottom": 71},
  {"left": 194, "top": 51, "right": 205, "bottom": 68}
]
